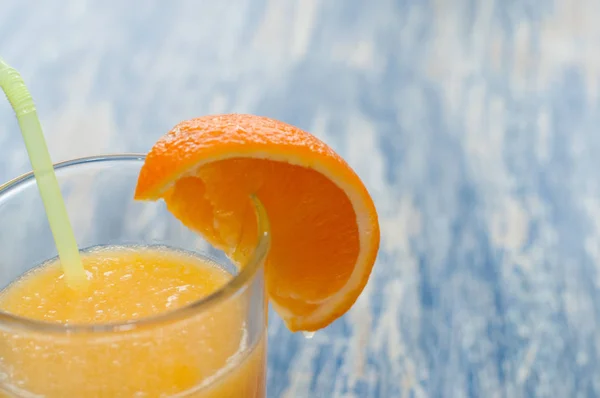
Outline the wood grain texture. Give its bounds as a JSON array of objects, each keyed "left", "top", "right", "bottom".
[{"left": 1, "top": 0, "right": 599, "bottom": 397}]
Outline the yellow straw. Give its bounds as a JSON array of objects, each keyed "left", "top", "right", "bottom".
[{"left": 0, "top": 58, "right": 86, "bottom": 288}]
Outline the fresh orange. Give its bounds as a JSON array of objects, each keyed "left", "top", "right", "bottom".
[{"left": 134, "top": 114, "right": 379, "bottom": 332}]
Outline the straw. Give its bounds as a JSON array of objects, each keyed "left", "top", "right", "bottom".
[{"left": 0, "top": 58, "right": 87, "bottom": 289}]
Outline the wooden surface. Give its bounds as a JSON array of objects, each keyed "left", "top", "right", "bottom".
[{"left": 1, "top": 1, "right": 600, "bottom": 397}]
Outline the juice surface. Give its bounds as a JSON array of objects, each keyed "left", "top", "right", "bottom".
[{"left": 0, "top": 246, "right": 265, "bottom": 397}]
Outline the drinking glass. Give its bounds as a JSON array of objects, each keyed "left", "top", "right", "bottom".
[{"left": 0, "top": 154, "right": 269, "bottom": 397}]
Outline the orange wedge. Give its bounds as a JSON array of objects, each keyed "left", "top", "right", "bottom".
[{"left": 134, "top": 114, "right": 379, "bottom": 332}]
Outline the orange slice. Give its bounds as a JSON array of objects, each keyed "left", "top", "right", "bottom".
[{"left": 134, "top": 114, "right": 379, "bottom": 331}]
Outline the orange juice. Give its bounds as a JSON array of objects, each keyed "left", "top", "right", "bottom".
[{"left": 0, "top": 246, "right": 266, "bottom": 397}]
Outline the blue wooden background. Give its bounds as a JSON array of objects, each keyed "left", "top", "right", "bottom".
[{"left": 2, "top": 1, "right": 600, "bottom": 397}]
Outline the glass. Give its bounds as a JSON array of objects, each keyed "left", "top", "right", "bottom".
[{"left": 0, "top": 154, "right": 269, "bottom": 397}]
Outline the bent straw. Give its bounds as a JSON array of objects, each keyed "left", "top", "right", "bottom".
[{"left": 0, "top": 58, "right": 86, "bottom": 288}]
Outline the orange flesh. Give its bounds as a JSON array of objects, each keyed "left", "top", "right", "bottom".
[
  {"left": 0, "top": 247, "right": 265, "bottom": 397},
  {"left": 166, "top": 158, "right": 360, "bottom": 317}
]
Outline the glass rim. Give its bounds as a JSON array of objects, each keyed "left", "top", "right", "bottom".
[{"left": 0, "top": 154, "right": 270, "bottom": 335}]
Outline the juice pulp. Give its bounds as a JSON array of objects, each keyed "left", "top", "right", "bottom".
[{"left": 0, "top": 247, "right": 266, "bottom": 397}]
